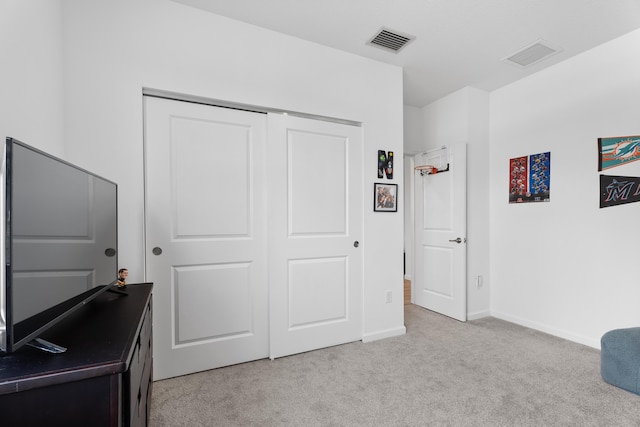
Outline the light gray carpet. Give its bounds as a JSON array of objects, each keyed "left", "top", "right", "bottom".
[{"left": 150, "top": 305, "right": 640, "bottom": 426}]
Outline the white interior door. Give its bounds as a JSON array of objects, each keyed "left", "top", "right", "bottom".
[
  {"left": 413, "top": 144, "right": 467, "bottom": 321},
  {"left": 268, "top": 113, "right": 363, "bottom": 359},
  {"left": 144, "top": 96, "right": 268, "bottom": 380}
]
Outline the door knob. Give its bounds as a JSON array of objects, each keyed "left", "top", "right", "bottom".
[
  {"left": 353, "top": 241, "right": 359, "bottom": 248},
  {"left": 152, "top": 247, "right": 163, "bottom": 255},
  {"left": 449, "top": 237, "right": 463, "bottom": 244}
]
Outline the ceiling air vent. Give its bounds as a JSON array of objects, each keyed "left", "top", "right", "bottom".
[
  {"left": 367, "top": 27, "right": 415, "bottom": 53},
  {"left": 503, "top": 39, "right": 561, "bottom": 68}
]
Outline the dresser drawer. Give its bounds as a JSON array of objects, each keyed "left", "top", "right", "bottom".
[
  {"left": 129, "top": 301, "right": 152, "bottom": 390},
  {"left": 126, "top": 297, "right": 153, "bottom": 426},
  {"left": 130, "top": 347, "right": 152, "bottom": 427}
]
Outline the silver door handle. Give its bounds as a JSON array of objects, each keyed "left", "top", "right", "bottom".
[{"left": 449, "top": 237, "right": 463, "bottom": 244}]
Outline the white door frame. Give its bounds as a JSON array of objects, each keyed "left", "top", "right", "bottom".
[
  {"left": 403, "top": 154, "right": 415, "bottom": 292},
  {"left": 142, "top": 88, "right": 360, "bottom": 127}
]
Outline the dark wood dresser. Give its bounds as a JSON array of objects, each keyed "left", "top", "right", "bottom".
[{"left": 0, "top": 282, "right": 153, "bottom": 427}]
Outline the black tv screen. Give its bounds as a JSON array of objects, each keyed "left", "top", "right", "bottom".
[{"left": 1, "top": 137, "right": 118, "bottom": 353}]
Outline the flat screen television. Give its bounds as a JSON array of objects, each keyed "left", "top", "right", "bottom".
[{"left": 0, "top": 137, "right": 118, "bottom": 354}]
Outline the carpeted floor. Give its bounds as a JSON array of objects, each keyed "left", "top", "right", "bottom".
[{"left": 150, "top": 305, "right": 640, "bottom": 426}]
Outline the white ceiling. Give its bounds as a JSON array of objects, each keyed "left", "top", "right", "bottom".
[{"left": 172, "top": 0, "right": 640, "bottom": 107}]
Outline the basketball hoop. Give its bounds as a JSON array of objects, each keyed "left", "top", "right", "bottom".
[{"left": 415, "top": 164, "right": 438, "bottom": 176}]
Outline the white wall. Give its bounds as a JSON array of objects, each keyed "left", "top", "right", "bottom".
[
  {"left": 403, "top": 104, "right": 423, "bottom": 283},
  {"left": 57, "top": 0, "right": 405, "bottom": 340},
  {"left": 490, "top": 29, "right": 640, "bottom": 348},
  {"left": 406, "top": 87, "right": 491, "bottom": 318},
  {"left": 0, "top": 0, "right": 64, "bottom": 155},
  {"left": 466, "top": 89, "right": 491, "bottom": 318},
  {"left": 403, "top": 105, "right": 423, "bottom": 155},
  {"left": 0, "top": 0, "right": 65, "bottom": 349}
]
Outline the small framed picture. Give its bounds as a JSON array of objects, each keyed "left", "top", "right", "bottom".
[{"left": 374, "top": 183, "right": 398, "bottom": 212}]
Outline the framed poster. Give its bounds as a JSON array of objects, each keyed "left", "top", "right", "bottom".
[
  {"left": 509, "top": 152, "right": 550, "bottom": 204},
  {"left": 374, "top": 183, "right": 397, "bottom": 212}
]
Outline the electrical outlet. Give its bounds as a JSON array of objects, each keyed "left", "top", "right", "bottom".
[
  {"left": 476, "top": 275, "right": 483, "bottom": 289},
  {"left": 386, "top": 290, "right": 392, "bottom": 303}
]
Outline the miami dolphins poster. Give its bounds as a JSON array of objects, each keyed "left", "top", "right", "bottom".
[
  {"left": 598, "top": 135, "right": 640, "bottom": 171},
  {"left": 509, "top": 152, "right": 550, "bottom": 204}
]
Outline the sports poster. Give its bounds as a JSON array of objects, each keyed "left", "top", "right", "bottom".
[{"left": 509, "top": 152, "right": 550, "bottom": 204}]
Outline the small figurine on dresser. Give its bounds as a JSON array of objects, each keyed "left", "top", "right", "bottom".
[{"left": 117, "top": 268, "right": 128, "bottom": 288}]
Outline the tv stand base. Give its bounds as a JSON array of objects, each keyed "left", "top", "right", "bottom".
[{"left": 27, "top": 337, "right": 67, "bottom": 353}]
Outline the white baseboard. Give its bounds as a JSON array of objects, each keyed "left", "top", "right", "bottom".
[
  {"left": 467, "top": 310, "right": 491, "bottom": 320},
  {"left": 490, "top": 310, "right": 600, "bottom": 349},
  {"left": 362, "top": 325, "right": 406, "bottom": 343}
]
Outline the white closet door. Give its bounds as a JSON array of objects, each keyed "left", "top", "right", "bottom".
[
  {"left": 145, "top": 96, "right": 268, "bottom": 380},
  {"left": 268, "top": 113, "right": 363, "bottom": 359}
]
